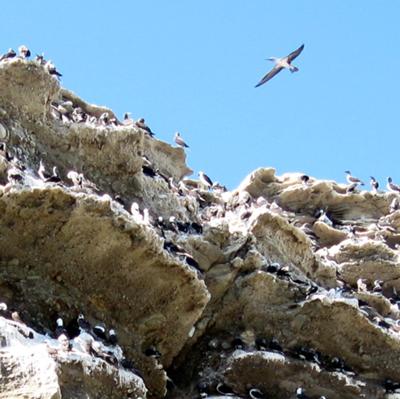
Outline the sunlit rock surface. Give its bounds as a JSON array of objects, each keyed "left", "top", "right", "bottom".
[{"left": 1, "top": 55, "right": 400, "bottom": 399}]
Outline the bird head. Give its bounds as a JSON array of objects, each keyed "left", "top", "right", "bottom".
[
  {"left": 265, "top": 57, "right": 277, "bottom": 62},
  {"left": 344, "top": 170, "right": 351, "bottom": 175},
  {"left": 388, "top": 177, "right": 393, "bottom": 183}
]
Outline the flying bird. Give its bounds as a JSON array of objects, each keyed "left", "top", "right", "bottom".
[
  {"left": 255, "top": 44, "right": 304, "bottom": 87},
  {"left": 174, "top": 132, "right": 189, "bottom": 148}
]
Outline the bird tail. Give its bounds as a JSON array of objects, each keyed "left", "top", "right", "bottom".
[{"left": 290, "top": 66, "right": 299, "bottom": 73}]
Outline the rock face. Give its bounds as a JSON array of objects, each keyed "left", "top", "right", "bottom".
[{"left": 1, "top": 55, "right": 400, "bottom": 399}]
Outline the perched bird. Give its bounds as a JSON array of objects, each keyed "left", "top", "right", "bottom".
[
  {"left": 108, "top": 329, "right": 118, "bottom": 346},
  {"left": 123, "top": 112, "right": 134, "bottom": 126},
  {"left": 0, "top": 48, "right": 16, "bottom": 62},
  {"left": 249, "top": 388, "right": 265, "bottom": 399},
  {"left": 387, "top": 177, "right": 400, "bottom": 192},
  {"left": 58, "top": 333, "right": 71, "bottom": 351},
  {"left": 296, "top": 387, "right": 310, "bottom": 399},
  {"left": 99, "top": 112, "right": 109, "bottom": 125},
  {"left": 174, "top": 132, "right": 189, "bottom": 148},
  {"left": 198, "top": 171, "right": 213, "bottom": 189},
  {"left": 300, "top": 174, "right": 310, "bottom": 186},
  {"left": 77, "top": 314, "right": 91, "bottom": 332},
  {"left": 390, "top": 197, "right": 400, "bottom": 213},
  {"left": 55, "top": 318, "right": 67, "bottom": 338},
  {"left": 93, "top": 324, "right": 107, "bottom": 340},
  {"left": 216, "top": 382, "right": 235, "bottom": 396},
  {"left": 255, "top": 44, "right": 304, "bottom": 87},
  {"left": 144, "top": 346, "right": 162, "bottom": 359},
  {"left": 7, "top": 167, "right": 24, "bottom": 184},
  {"left": 135, "top": 118, "right": 155, "bottom": 137},
  {"left": 18, "top": 45, "right": 31, "bottom": 59},
  {"left": 38, "top": 161, "right": 61, "bottom": 183},
  {"left": 35, "top": 53, "right": 46, "bottom": 65},
  {"left": 370, "top": 176, "right": 379, "bottom": 193},
  {"left": 45, "top": 61, "right": 62, "bottom": 78},
  {"left": 345, "top": 171, "right": 364, "bottom": 185}
]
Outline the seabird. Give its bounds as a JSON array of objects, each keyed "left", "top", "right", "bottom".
[
  {"left": 93, "top": 324, "right": 107, "bottom": 340},
  {"left": 45, "top": 61, "right": 62, "bottom": 78},
  {"left": 58, "top": 333, "right": 71, "bottom": 351},
  {"left": 18, "top": 45, "right": 31, "bottom": 59},
  {"left": 77, "top": 314, "right": 91, "bottom": 332},
  {"left": 35, "top": 53, "right": 46, "bottom": 65},
  {"left": 249, "top": 388, "right": 265, "bottom": 399},
  {"left": 0, "top": 48, "right": 16, "bottom": 62},
  {"left": 174, "top": 132, "right": 189, "bottom": 148},
  {"left": 387, "top": 177, "right": 400, "bottom": 192},
  {"left": 346, "top": 182, "right": 359, "bottom": 193},
  {"left": 55, "top": 318, "right": 67, "bottom": 338},
  {"left": 108, "top": 329, "right": 118, "bottom": 346},
  {"left": 67, "top": 171, "right": 84, "bottom": 187},
  {"left": 123, "top": 112, "right": 134, "bottom": 126},
  {"left": 7, "top": 167, "right": 23, "bottom": 184},
  {"left": 198, "top": 171, "right": 213, "bottom": 189},
  {"left": 357, "top": 278, "right": 367, "bottom": 292},
  {"left": 216, "top": 383, "right": 235, "bottom": 396},
  {"left": 370, "top": 176, "right": 379, "bottom": 193},
  {"left": 144, "top": 346, "right": 162, "bottom": 359},
  {"left": 390, "top": 197, "right": 400, "bottom": 213},
  {"left": 99, "top": 112, "right": 109, "bottom": 125},
  {"left": 135, "top": 118, "right": 155, "bottom": 137},
  {"left": 345, "top": 170, "right": 364, "bottom": 185},
  {"left": 296, "top": 387, "right": 310, "bottom": 399},
  {"left": 300, "top": 174, "right": 310, "bottom": 186},
  {"left": 255, "top": 44, "right": 304, "bottom": 87}
]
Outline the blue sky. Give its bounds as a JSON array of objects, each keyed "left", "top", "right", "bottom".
[{"left": 1, "top": 1, "right": 399, "bottom": 189}]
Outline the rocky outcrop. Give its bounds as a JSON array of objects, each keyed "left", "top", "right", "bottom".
[{"left": 1, "top": 54, "right": 400, "bottom": 399}]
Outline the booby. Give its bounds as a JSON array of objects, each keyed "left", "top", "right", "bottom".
[
  {"left": 345, "top": 171, "right": 364, "bottom": 185},
  {"left": 300, "top": 174, "right": 310, "bottom": 186},
  {"left": 296, "top": 387, "right": 310, "bottom": 399},
  {"left": 0, "top": 48, "right": 16, "bottom": 62},
  {"left": 123, "top": 112, "right": 134, "bottom": 126},
  {"left": 144, "top": 346, "right": 162, "bottom": 359},
  {"left": 45, "top": 61, "right": 62, "bottom": 78},
  {"left": 390, "top": 197, "right": 400, "bottom": 213},
  {"left": 108, "top": 329, "right": 118, "bottom": 345},
  {"left": 93, "top": 324, "right": 107, "bottom": 340},
  {"left": 7, "top": 167, "right": 23, "bottom": 184},
  {"left": 198, "top": 171, "right": 213, "bottom": 189},
  {"left": 58, "top": 333, "right": 71, "bottom": 351},
  {"left": 249, "top": 388, "right": 265, "bottom": 399},
  {"left": 387, "top": 177, "right": 400, "bottom": 192},
  {"left": 18, "top": 45, "right": 31, "bottom": 59},
  {"left": 67, "top": 171, "right": 83, "bottom": 188},
  {"left": 135, "top": 118, "right": 155, "bottom": 137},
  {"left": 99, "top": 112, "right": 109, "bottom": 125},
  {"left": 370, "top": 176, "right": 379, "bottom": 193},
  {"left": 77, "top": 314, "right": 91, "bottom": 332},
  {"left": 55, "top": 318, "right": 67, "bottom": 338},
  {"left": 216, "top": 382, "right": 235, "bottom": 396},
  {"left": 35, "top": 53, "right": 46, "bottom": 65},
  {"left": 174, "top": 132, "right": 189, "bottom": 148},
  {"left": 255, "top": 44, "right": 304, "bottom": 87},
  {"left": 357, "top": 278, "right": 367, "bottom": 292}
]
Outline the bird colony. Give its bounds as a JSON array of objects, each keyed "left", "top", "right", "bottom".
[{"left": 1, "top": 46, "right": 400, "bottom": 399}]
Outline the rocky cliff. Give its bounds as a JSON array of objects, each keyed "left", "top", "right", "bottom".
[{"left": 1, "top": 53, "right": 400, "bottom": 399}]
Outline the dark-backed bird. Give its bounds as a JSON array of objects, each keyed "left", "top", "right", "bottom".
[
  {"left": 45, "top": 61, "right": 62, "bottom": 78},
  {"left": 370, "top": 176, "right": 379, "bottom": 193},
  {"left": 135, "top": 118, "right": 155, "bottom": 137},
  {"left": 108, "top": 329, "right": 118, "bottom": 345},
  {"left": 199, "top": 171, "right": 213, "bottom": 189},
  {"left": 0, "top": 48, "right": 16, "bottom": 62},
  {"left": 18, "top": 45, "right": 31, "bottom": 58},
  {"left": 255, "top": 44, "right": 304, "bottom": 87},
  {"left": 296, "top": 387, "right": 310, "bottom": 399},
  {"left": 345, "top": 170, "right": 364, "bottom": 185},
  {"left": 55, "top": 318, "right": 67, "bottom": 338},
  {"left": 387, "top": 177, "right": 400, "bottom": 192},
  {"left": 174, "top": 132, "right": 189, "bottom": 148},
  {"left": 249, "top": 388, "right": 266, "bottom": 399},
  {"left": 35, "top": 53, "right": 46, "bottom": 65}
]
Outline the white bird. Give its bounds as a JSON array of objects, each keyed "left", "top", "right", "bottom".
[
  {"left": 199, "top": 171, "right": 213, "bottom": 189},
  {"left": 255, "top": 44, "right": 304, "bottom": 87},
  {"left": 18, "top": 45, "right": 31, "bottom": 59},
  {"left": 174, "top": 132, "right": 189, "bottom": 148},
  {"left": 387, "top": 177, "right": 400, "bottom": 192},
  {"left": 345, "top": 170, "right": 364, "bottom": 185}
]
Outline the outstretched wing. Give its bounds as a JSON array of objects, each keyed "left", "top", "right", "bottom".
[
  {"left": 254, "top": 65, "right": 283, "bottom": 88},
  {"left": 287, "top": 44, "right": 304, "bottom": 63}
]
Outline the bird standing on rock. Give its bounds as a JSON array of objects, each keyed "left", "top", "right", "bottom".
[
  {"left": 18, "top": 45, "right": 31, "bottom": 59},
  {"left": 255, "top": 44, "right": 304, "bottom": 87},
  {"left": 199, "top": 171, "right": 213, "bottom": 189},
  {"left": 387, "top": 177, "right": 400, "bottom": 192},
  {"left": 345, "top": 170, "right": 364, "bottom": 185},
  {"left": 0, "top": 48, "right": 16, "bottom": 62},
  {"left": 174, "top": 132, "right": 189, "bottom": 148},
  {"left": 370, "top": 176, "right": 379, "bottom": 193}
]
